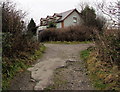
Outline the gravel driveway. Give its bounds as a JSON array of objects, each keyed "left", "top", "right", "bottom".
[{"left": 9, "top": 43, "right": 94, "bottom": 90}]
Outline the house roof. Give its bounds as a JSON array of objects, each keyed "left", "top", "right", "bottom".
[
  {"left": 40, "top": 8, "right": 80, "bottom": 25},
  {"left": 40, "top": 18, "right": 47, "bottom": 21},
  {"left": 53, "top": 13, "right": 62, "bottom": 17},
  {"left": 57, "top": 9, "right": 75, "bottom": 21},
  {"left": 46, "top": 16, "right": 54, "bottom": 19},
  {"left": 56, "top": 9, "right": 80, "bottom": 22}
]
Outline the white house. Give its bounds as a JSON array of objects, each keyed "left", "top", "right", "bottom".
[
  {"left": 36, "top": 9, "right": 83, "bottom": 41},
  {"left": 40, "top": 9, "right": 83, "bottom": 28}
]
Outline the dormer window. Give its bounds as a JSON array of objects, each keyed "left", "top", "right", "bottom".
[
  {"left": 56, "top": 16, "right": 61, "bottom": 20},
  {"left": 73, "top": 16, "right": 77, "bottom": 23}
]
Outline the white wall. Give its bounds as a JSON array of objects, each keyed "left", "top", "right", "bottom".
[
  {"left": 56, "top": 22, "right": 62, "bottom": 28},
  {"left": 64, "top": 11, "right": 83, "bottom": 27},
  {"left": 36, "top": 26, "right": 47, "bottom": 41}
]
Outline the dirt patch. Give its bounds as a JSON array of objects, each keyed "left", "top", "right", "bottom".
[
  {"left": 45, "top": 60, "right": 94, "bottom": 90},
  {"left": 9, "top": 71, "right": 35, "bottom": 90}
]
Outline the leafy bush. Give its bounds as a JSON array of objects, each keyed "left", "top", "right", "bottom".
[
  {"left": 47, "top": 21, "right": 56, "bottom": 28},
  {"left": 39, "top": 25, "right": 94, "bottom": 42}
]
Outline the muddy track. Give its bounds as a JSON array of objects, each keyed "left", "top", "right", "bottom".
[{"left": 9, "top": 43, "right": 94, "bottom": 90}]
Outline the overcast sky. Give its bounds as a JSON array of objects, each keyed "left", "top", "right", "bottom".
[{"left": 12, "top": 0, "right": 112, "bottom": 25}]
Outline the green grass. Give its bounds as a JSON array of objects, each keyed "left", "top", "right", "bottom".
[
  {"left": 30, "top": 44, "right": 46, "bottom": 60},
  {"left": 2, "top": 60, "right": 29, "bottom": 90},
  {"left": 43, "top": 41, "right": 92, "bottom": 44},
  {"left": 80, "top": 47, "right": 93, "bottom": 60},
  {"left": 93, "top": 79, "right": 107, "bottom": 89},
  {"left": 80, "top": 48, "right": 120, "bottom": 90},
  {"left": 80, "top": 49, "right": 106, "bottom": 90},
  {"left": 2, "top": 44, "right": 46, "bottom": 90}
]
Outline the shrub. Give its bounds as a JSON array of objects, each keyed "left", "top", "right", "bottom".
[
  {"left": 47, "top": 21, "right": 56, "bottom": 28},
  {"left": 2, "top": 1, "right": 41, "bottom": 89},
  {"left": 94, "top": 29, "right": 120, "bottom": 67},
  {"left": 2, "top": 1, "right": 40, "bottom": 58},
  {"left": 38, "top": 25, "right": 94, "bottom": 42}
]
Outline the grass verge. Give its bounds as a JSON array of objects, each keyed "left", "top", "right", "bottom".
[
  {"left": 43, "top": 41, "right": 92, "bottom": 44},
  {"left": 80, "top": 47, "right": 93, "bottom": 60},
  {"left": 2, "top": 44, "right": 46, "bottom": 90},
  {"left": 80, "top": 48, "right": 120, "bottom": 90}
]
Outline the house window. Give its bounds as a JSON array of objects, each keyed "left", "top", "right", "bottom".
[{"left": 73, "top": 16, "right": 77, "bottom": 23}]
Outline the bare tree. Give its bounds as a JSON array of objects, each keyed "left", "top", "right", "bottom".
[
  {"left": 97, "top": 0, "right": 120, "bottom": 29},
  {"left": 77, "top": 2, "right": 88, "bottom": 11}
]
